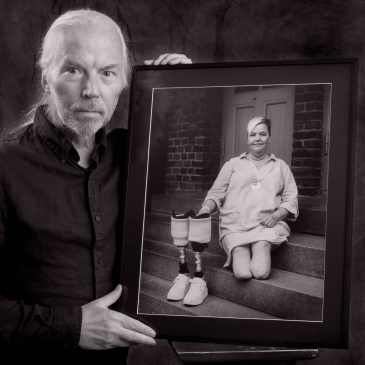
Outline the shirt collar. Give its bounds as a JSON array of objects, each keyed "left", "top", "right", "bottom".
[
  {"left": 239, "top": 152, "right": 277, "bottom": 161},
  {"left": 34, "top": 105, "right": 107, "bottom": 165}
]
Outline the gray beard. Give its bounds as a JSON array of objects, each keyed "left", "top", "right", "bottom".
[
  {"left": 60, "top": 112, "right": 105, "bottom": 139},
  {"left": 46, "top": 99, "right": 109, "bottom": 139}
]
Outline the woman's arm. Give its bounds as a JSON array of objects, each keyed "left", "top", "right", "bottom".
[
  {"left": 200, "top": 159, "right": 235, "bottom": 214},
  {"left": 260, "top": 161, "right": 298, "bottom": 227},
  {"left": 279, "top": 161, "right": 299, "bottom": 220}
]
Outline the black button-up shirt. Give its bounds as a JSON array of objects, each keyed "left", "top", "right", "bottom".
[{"left": 0, "top": 107, "right": 128, "bottom": 357}]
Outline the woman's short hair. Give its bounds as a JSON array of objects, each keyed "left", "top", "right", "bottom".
[{"left": 247, "top": 116, "right": 271, "bottom": 136}]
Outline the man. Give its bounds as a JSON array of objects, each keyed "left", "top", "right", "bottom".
[{"left": 0, "top": 9, "right": 191, "bottom": 363}]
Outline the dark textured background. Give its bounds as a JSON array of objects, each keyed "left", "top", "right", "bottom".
[{"left": 0, "top": 1, "right": 364, "bottom": 364}]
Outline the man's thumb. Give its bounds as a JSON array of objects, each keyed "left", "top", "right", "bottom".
[{"left": 97, "top": 284, "right": 122, "bottom": 308}]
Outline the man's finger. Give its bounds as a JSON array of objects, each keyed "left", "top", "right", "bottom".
[
  {"left": 118, "top": 326, "right": 157, "bottom": 346},
  {"left": 110, "top": 310, "right": 156, "bottom": 338},
  {"left": 153, "top": 53, "right": 170, "bottom": 65},
  {"left": 165, "top": 56, "right": 192, "bottom": 65},
  {"left": 160, "top": 54, "right": 191, "bottom": 65},
  {"left": 145, "top": 54, "right": 192, "bottom": 66},
  {"left": 121, "top": 315, "right": 156, "bottom": 338},
  {"left": 95, "top": 285, "right": 122, "bottom": 308}
]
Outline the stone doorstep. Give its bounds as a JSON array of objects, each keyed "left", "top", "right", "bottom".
[
  {"left": 151, "top": 192, "right": 327, "bottom": 210},
  {"left": 144, "top": 212, "right": 326, "bottom": 248},
  {"left": 150, "top": 193, "right": 327, "bottom": 235},
  {"left": 141, "top": 241, "right": 324, "bottom": 320},
  {"left": 143, "top": 239, "right": 324, "bottom": 298},
  {"left": 144, "top": 212, "right": 325, "bottom": 278},
  {"left": 139, "top": 272, "right": 279, "bottom": 319}
]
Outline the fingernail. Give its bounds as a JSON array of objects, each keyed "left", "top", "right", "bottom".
[{"left": 150, "top": 339, "right": 157, "bottom": 346}]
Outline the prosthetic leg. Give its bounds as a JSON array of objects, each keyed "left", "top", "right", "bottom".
[
  {"left": 183, "top": 212, "right": 211, "bottom": 306},
  {"left": 167, "top": 210, "right": 194, "bottom": 301}
]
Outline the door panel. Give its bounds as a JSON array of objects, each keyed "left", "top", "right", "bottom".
[
  {"left": 235, "top": 106, "right": 254, "bottom": 156},
  {"left": 222, "top": 86, "right": 294, "bottom": 166},
  {"left": 265, "top": 101, "right": 292, "bottom": 164}
]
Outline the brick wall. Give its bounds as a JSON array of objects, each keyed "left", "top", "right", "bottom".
[
  {"left": 165, "top": 88, "right": 222, "bottom": 192},
  {"left": 291, "top": 85, "right": 326, "bottom": 196}
]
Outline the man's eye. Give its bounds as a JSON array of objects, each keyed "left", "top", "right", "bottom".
[{"left": 68, "top": 67, "right": 80, "bottom": 75}]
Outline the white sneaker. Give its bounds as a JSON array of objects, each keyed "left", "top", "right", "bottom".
[
  {"left": 167, "top": 274, "right": 190, "bottom": 301},
  {"left": 183, "top": 277, "right": 208, "bottom": 306}
]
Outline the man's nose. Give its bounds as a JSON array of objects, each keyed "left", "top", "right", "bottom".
[{"left": 82, "top": 75, "right": 100, "bottom": 98}]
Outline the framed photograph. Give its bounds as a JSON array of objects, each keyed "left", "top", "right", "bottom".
[{"left": 121, "top": 59, "right": 357, "bottom": 347}]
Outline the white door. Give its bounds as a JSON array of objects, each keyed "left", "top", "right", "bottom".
[{"left": 221, "top": 86, "right": 295, "bottom": 166}]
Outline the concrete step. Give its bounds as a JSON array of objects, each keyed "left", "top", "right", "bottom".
[
  {"left": 150, "top": 192, "right": 327, "bottom": 235},
  {"left": 141, "top": 240, "right": 324, "bottom": 321},
  {"left": 144, "top": 212, "right": 325, "bottom": 279},
  {"left": 139, "top": 273, "right": 279, "bottom": 319}
]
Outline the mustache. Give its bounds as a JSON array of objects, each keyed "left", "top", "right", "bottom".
[{"left": 70, "top": 102, "right": 104, "bottom": 113}]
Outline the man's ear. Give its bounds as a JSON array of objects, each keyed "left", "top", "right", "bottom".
[{"left": 41, "top": 72, "right": 50, "bottom": 93}]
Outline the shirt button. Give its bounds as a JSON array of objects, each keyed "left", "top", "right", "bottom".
[
  {"left": 97, "top": 257, "right": 104, "bottom": 265},
  {"left": 95, "top": 215, "right": 101, "bottom": 222}
]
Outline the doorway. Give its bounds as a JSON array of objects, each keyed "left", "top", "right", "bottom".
[{"left": 221, "top": 86, "right": 295, "bottom": 166}]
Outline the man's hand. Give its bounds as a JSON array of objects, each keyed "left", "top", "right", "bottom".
[
  {"left": 260, "top": 213, "right": 279, "bottom": 228},
  {"left": 144, "top": 53, "right": 192, "bottom": 65},
  {"left": 79, "top": 285, "right": 156, "bottom": 350}
]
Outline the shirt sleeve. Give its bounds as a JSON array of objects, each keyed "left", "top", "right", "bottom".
[
  {"left": 279, "top": 161, "right": 299, "bottom": 220},
  {"left": 0, "top": 297, "right": 82, "bottom": 348},
  {"left": 203, "top": 159, "right": 234, "bottom": 211},
  {"left": 0, "top": 187, "right": 82, "bottom": 349}
]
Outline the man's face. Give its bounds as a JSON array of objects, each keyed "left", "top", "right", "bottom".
[{"left": 43, "top": 24, "right": 124, "bottom": 138}]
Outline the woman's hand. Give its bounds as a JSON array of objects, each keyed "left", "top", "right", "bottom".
[
  {"left": 260, "top": 208, "right": 289, "bottom": 228},
  {"left": 143, "top": 53, "right": 192, "bottom": 65},
  {"left": 197, "top": 199, "right": 217, "bottom": 216},
  {"left": 198, "top": 206, "right": 210, "bottom": 215},
  {"left": 260, "top": 214, "right": 279, "bottom": 228}
]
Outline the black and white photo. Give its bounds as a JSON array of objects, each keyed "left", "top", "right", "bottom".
[{"left": 122, "top": 60, "right": 356, "bottom": 347}]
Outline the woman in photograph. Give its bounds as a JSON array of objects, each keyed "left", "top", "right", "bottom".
[{"left": 199, "top": 116, "right": 298, "bottom": 280}]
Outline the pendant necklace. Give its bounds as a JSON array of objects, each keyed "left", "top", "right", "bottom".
[
  {"left": 248, "top": 153, "right": 269, "bottom": 190},
  {"left": 251, "top": 176, "right": 262, "bottom": 190}
]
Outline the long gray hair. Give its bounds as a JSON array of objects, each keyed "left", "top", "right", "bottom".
[{"left": 20, "top": 9, "right": 131, "bottom": 128}]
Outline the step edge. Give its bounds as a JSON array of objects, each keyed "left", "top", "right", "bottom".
[
  {"left": 142, "top": 247, "right": 324, "bottom": 298},
  {"left": 140, "top": 273, "right": 280, "bottom": 319}
]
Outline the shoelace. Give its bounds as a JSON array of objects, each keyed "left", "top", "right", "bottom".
[{"left": 189, "top": 279, "right": 204, "bottom": 288}]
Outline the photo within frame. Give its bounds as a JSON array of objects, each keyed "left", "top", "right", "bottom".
[
  {"left": 139, "top": 83, "right": 330, "bottom": 322},
  {"left": 122, "top": 60, "right": 356, "bottom": 347}
]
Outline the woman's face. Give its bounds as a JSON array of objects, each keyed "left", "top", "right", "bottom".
[{"left": 247, "top": 122, "right": 270, "bottom": 156}]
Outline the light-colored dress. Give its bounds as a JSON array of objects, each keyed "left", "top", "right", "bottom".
[{"left": 204, "top": 153, "right": 298, "bottom": 267}]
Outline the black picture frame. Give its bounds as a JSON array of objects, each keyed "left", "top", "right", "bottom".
[{"left": 121, "top": 59, "right": 357, "bottom": 347}]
